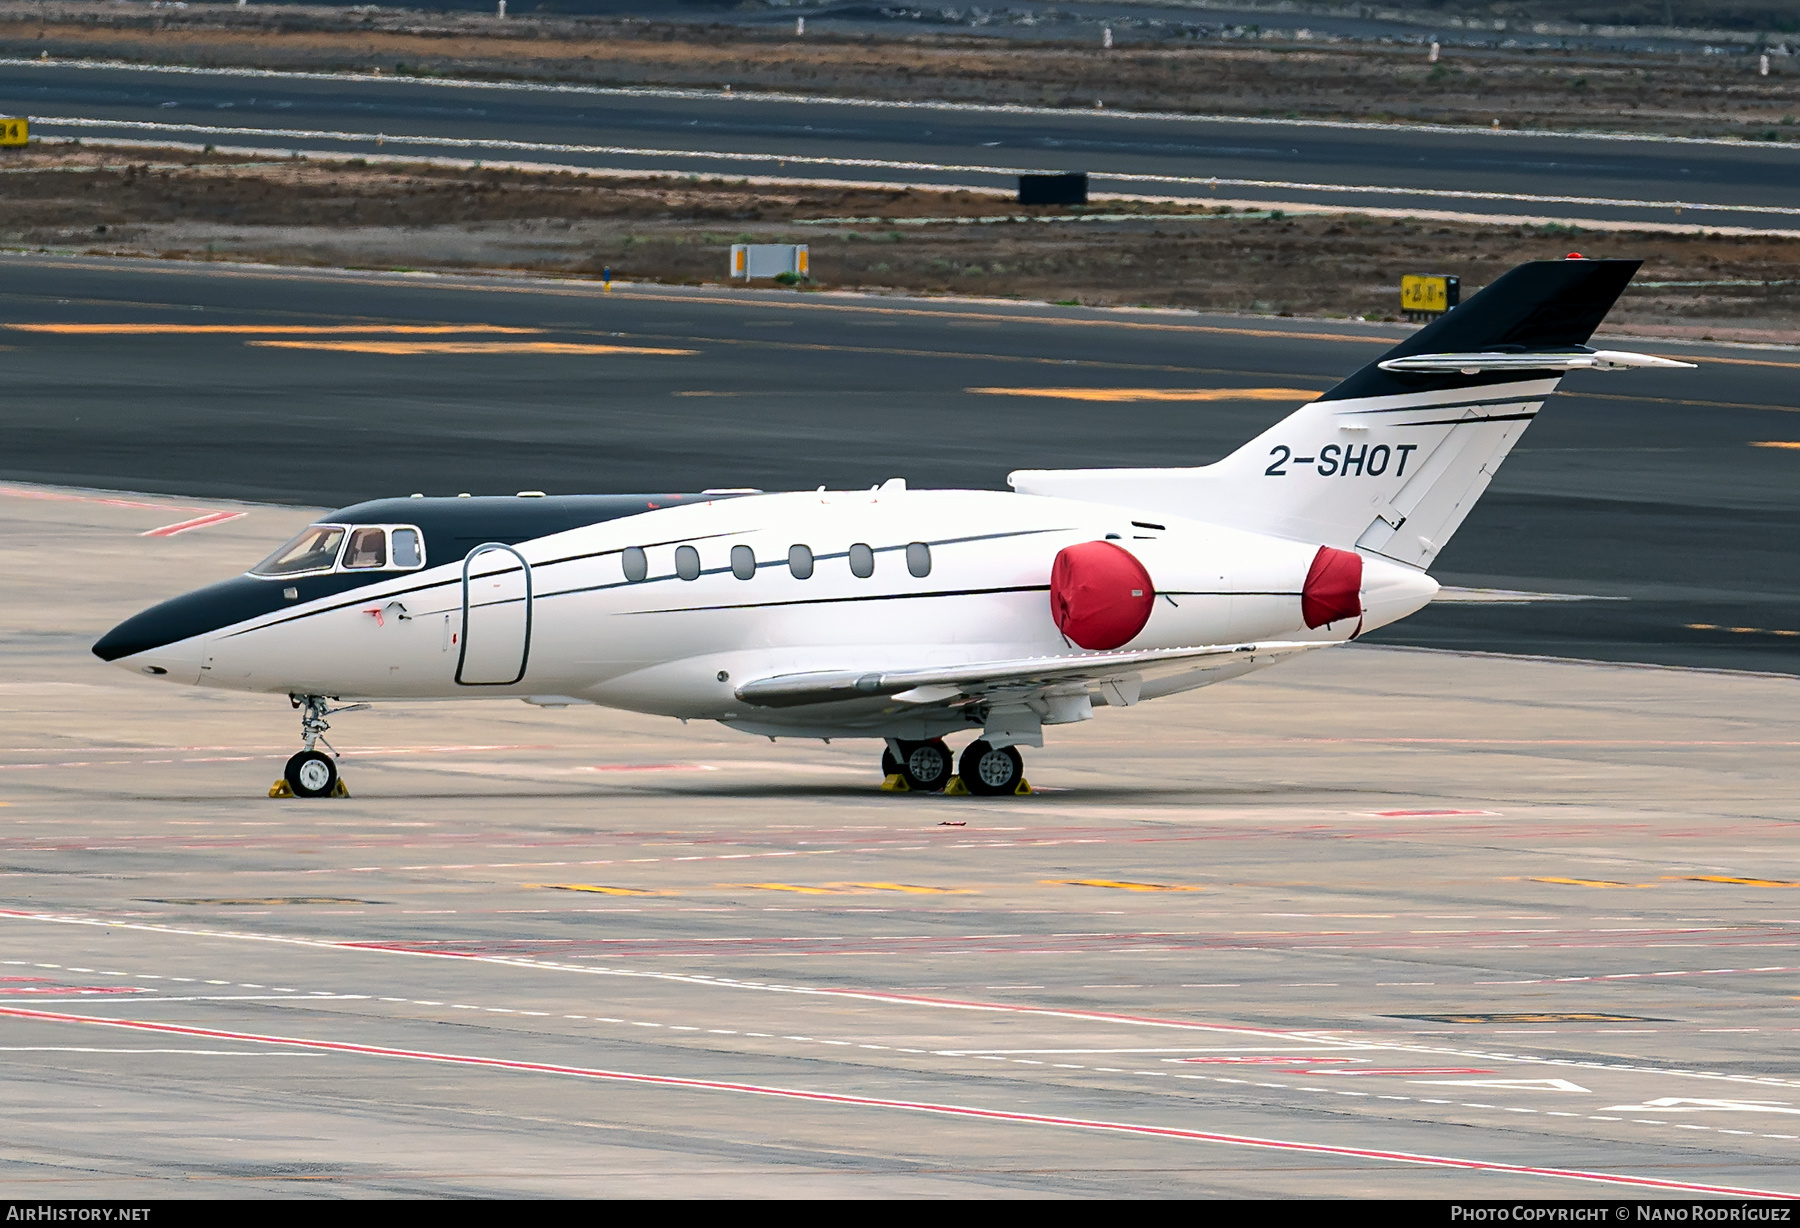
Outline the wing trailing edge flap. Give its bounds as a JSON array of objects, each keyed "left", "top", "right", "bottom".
[{"left": 733, "top": 641, "right": 1323, "bottom": 710}]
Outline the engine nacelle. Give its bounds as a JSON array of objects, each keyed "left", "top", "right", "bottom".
[{"left": 1049, "top": 540, "right": 1155, "bottom": 650}]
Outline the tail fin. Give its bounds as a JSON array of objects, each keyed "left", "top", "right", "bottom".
[{"left": 1011, "top": 258, "right": 1643, "bottom": 568}]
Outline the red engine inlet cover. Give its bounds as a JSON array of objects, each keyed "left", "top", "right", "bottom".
[
  {"left": 1301, "top": 545, "right": 1364, "bottom": 629},
  {"left": 1050, "top": 541, "right": 1156, "bottom": 651}
]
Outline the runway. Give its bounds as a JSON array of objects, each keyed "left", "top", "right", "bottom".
[
  {"left": 1, "top": 253, "right": 1796, "bottom": 674},
  {"left": 3, "top": 486, "right": 1799, "bottom": 1197},
  {"left": 7, "top": 61, "right": 1800, "bottom": 232}
]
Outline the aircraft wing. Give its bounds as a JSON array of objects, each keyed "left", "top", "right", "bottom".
[{"left": 734, "top": 641, "right": 1323, "bottom": 710}]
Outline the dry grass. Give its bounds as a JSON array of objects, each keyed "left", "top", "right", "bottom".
[{"left": 4, "top": 145, "right": 1796, "bottom": 340}]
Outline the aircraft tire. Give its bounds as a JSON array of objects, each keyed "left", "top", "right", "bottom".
[
  {"left": 895, "top": 739, "right": 953, "bottom": 792},
  {"left": 284, "top": 749, "right": 339, "bottom": 799},
  {"left": 958, "top": 740, "right": 1024, "bottom": 797}
]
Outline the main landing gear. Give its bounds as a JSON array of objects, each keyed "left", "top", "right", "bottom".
[
  {"left": 271, "top": 695, "right": 364, "bottom": 799},
  {"left": 880, "top": 738, "right": 1030, "bottom": 797}
]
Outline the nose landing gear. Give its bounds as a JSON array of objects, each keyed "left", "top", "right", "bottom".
[{"left": 270, "top": 695, "right": 366, "bottom": 799}]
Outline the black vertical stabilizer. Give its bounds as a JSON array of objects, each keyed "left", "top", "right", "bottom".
[{"left": 1320, "top": 258, "right": 1642, "bottom": 403}]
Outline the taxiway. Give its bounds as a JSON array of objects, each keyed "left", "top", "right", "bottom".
[{"left": 2, "top": 485, "right": 1798, "bottom": 1196}]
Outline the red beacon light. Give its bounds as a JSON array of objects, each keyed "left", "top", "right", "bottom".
[{"left": 1565, "top": 251, "right": 1585, "bottom": 259}]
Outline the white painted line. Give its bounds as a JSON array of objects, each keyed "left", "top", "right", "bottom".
[
  {"left": 139, "top": 510, "right": 250, "bottom": 538},
  {"left": 27, "top": 116, "right": 1800, "bottom": 222}
]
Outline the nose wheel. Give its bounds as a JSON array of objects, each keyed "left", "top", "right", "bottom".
[
  {"left": 270, "top": 695, "right": 363, "bottom": 799},
  {"left": 284, "top": 749, "right": 339, "bottom": 798}
]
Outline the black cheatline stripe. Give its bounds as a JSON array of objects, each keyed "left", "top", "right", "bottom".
[
  {"left": 1391, "top": 411, "right": 1540, "bottom": 428},
  {"left": 622, "top": 584, "right": 1051, "bottom": 615},
  {"left": 222, "top": 526, "right": 1072, "bottom": 636},
  {"left": 1337, "top": 395, "right": 1549, "bottom": 416}
]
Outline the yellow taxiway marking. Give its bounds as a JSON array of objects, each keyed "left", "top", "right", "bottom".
[
  {"left": 1044, "top": 879, "right": 1199, "bottom": 892},
  {"left": 969, "top": 386, "right": 1318, "bottom": 403},
  {"left": 5, "top": 323, "right": 542, "bottom": 335},
  {"left": 722, "top": 883, "right": 847, "bottom": 894},
  {"left": 1752, "top": 441, "right": 1800, "bottom": 449},
  {"left": 1677, "top": 875, "right": 1800, "bottom": 887},
  {"left": 245, "top": 340, "right": 697, "bottom": 356},
  {"left": 1530, "top": 877, "right": 1655, "bottom": 888},
  {"left": 529, "top": 883, "right": 670, "bottom": 896},
  {"left": 841, "top": 882, "right": 971, "bottom": 895},
  {"left": 1687, "top": 622, "right": 1800, "bottom": 637}
]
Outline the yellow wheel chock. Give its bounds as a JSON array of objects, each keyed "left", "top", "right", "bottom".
[
  {"left": 269, "top": 777, "right": 351, "bottom": 798},
  {"left": 879, "top": 773, "right": 910, "bottom": 792}
]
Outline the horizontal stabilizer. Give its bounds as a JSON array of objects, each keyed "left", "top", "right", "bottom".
[
  {"left": 1379, "top": 349, "right": 1694, "bottom": 374},
  {"left": 735, "top": 641, "right": 1322, "bottom": 709}
]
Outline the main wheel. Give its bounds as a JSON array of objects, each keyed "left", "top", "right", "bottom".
[
  {"left": 894, "top": 739, "right": 953, "bottom": 792},
  {"left": 284, "top": 749, "right": 339, "bottom": 799},
  {"left": 958, "top": 740, "right": 1024, "bottom": 796}
]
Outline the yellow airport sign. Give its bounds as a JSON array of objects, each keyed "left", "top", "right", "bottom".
[
  {"left": 1401, "top": 274, "right": 1450, "bottom": 314},
  {"left": 0, "top": 116, "right": 27, "bottom": 147}
]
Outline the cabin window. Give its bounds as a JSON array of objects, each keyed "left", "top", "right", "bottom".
[
  {"left": 906, "top": 542, "right": 931, "bottom": 578},
  {"left": 391, "top": 527, "right": 424, "bottom": 569},
  {"left": 730, "top": 544, "right": 756, "bottom": 580},
  {"left": 788, "top": 544, "right": 813, "bottom": 579},
  {"left": 252, "top": 525, "right": 345, "bottom": 577},
  {"left": 622, "top": 546, "right": 648, "bottom": 583},
  {"left": 674, "top": 544, "right": 701, "bottom": 581},
  {"left": 848, "top": 542, "right": 875, "bottom": 578},
  {"left": 343, "top": 527, "right": 388, "bottom": 570}
]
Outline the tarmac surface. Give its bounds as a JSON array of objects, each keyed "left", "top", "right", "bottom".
[
  {"left": 4, "top": 486, "right": 1800, "bottom": 1197},
  {"left": 7, "top": 61, "right": 1798, "bottom": 232},
  {"left": 0, "top": 253, "right": 1796, "bottom": 673}
]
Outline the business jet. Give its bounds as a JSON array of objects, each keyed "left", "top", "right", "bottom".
[{"left": 94, "top": 257, "right": 1689, "bottom": 798}]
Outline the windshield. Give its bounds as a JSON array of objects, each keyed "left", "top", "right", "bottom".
[{"left": 252, "top": 525, "right": 345, "bottom": 576}]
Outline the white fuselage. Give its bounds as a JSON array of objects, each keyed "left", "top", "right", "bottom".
[{"left": 110, "top": 488, "right": 1438, "bottom": 741}]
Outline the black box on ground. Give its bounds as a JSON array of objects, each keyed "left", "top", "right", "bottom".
[{"left": 1018, "top": 172, "right": 1087, "bottom": 206}]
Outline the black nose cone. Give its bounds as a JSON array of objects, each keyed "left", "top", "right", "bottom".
[{"left": 93, "top": 576, "right": 297, "bottom": 661}]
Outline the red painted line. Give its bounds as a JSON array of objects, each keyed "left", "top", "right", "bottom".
[
  {"left": 0, "top": 485, "right": 195, "bottom": 512},
  {"left": 1306, "top": 1068, "right": 1495, "bottom": 1077},
  {"left": 140, "top": 511, "right": 247, "bottom": 538},
  {"left": 0, "top": 1006, "right": 1789, "bottom": 1199},
  {"left": 1174, "top": 1056, "right": 1360, "bottom": 1065}
]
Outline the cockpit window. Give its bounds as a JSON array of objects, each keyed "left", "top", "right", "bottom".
[
  {"left": 252, "top": 525, "right": 345, "bottom": 576},
  {"left": 343, "top": 526, "right": 388, "bottom": 570}
]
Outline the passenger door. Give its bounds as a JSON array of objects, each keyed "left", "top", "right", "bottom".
[{"left": 456, "top": 544, "right": 532, "bottom": 686}]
